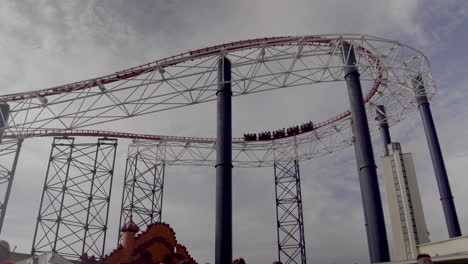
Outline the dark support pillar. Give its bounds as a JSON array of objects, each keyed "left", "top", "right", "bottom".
[
  {"left": 414, "top": 76, "right": 461, "bottom": 238},
  {"left": 343, "top": 43, "right": 390, "bottom": 263},
  {"left": 215, "top": 57, "right": 232, "bottom": 264},
  {"left": 375, "top": 105, "right": 391, "bottom": 156},
  {"left": 351, "top": 119, "right": 373, "bottom": 262}
]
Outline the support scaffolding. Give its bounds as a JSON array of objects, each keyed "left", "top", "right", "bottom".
[
  {"left": 31, "top": 137, "right": 117, "bottom": 259},
  {"left": 274, "top": 160, "right": 306, "bottom": 264},
  {"left": 118, "top": 145, "right": 165, "bottom": 242},
  {"left": 0, "top": 139, "right": 23, "bottom": 233}
]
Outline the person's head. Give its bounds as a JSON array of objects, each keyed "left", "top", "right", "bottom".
[
  {"left": 273, "top": 262, "right": 283, "bottom": 264},
  {"left": 0, "top": 240, "right": 10, "bottom": 260},
  {"left": 417, "top": 254, "right": 433, "bottom": 264},
  {"left": 238, "top": 258, "right": 246, "bottom": 264}
]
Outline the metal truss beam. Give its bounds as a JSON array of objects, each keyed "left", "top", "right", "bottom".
[
  {"left": 0, "top": 35, "right": 437, "bottom": 171},
  {"left": 118, "top": 145, "right": 165, "bottom": 242},
  {"left": 31, "top": 137, "right": 117, "bottom": 260},
  {"left": 126, "top": 125, "right": 354, "bottom": 168},
  {"left": 0, "top": 138, "right": 23, "bottom": 233},
  {"left": 274, "top": 160, "right": 306, "bottom": 264},
  {"left": 2, "top": 35, "right": 433, "bottom": 150}
]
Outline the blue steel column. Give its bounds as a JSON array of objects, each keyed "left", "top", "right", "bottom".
[
  {"left": 414, "top": 76, "right": 461, "bottom": 237},
  {"left": 375, "top": 105, "right": 392, "bottom": 156},
  {"left": 215, "top": 57, "right": 232, "bottom": 264},
  {"left": 351, "top": 119, "right": 373, "bottom": 262},
  {"left": 343, "top": 43, "right": 390, "bottom": 263}
]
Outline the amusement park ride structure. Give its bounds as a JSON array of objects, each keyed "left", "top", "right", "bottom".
[{"left": 0, "top": 34, "right": 457, "bottom": 264}]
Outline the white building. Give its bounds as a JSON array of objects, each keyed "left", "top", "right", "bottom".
[
  {"left": 382, "top": 142, "right": 430, "bottom": 260},
  {"left": 384, "top": 235, "right": 468, "bottom": 264}
]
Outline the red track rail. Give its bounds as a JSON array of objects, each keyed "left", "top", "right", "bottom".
[
  {"left": 3, "top": 127, "right": 325, "bottom": 144},
  {"left": 4, "top": 129, "right": 221, "bottom": 144}
]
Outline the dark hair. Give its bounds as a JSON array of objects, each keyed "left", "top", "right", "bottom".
[{"left": 417, "top": 254, "right": 431, "bottom": 260}]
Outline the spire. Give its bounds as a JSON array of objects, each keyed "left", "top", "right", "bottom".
[{"left": 121, "top": 217, "right": 139, "bottom": 233}]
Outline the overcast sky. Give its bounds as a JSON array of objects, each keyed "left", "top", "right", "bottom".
[{"left": 1, "top": 1, "right": 468, "bottom": 264}]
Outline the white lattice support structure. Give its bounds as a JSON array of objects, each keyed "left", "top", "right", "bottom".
[
  {"left": 125, "top": 126, "right": 352, "bottom": 168},
  {"left": 0, "top": 35, "right": 434, "bottom": 145},
  {"left": 0, "top": 34, "right": 436, "bottom": 168},
  {"left": 0, "top": 138, "right": 23, "bottom": 234},
  {"left": 31, "top": 137, "right": 118, "bottom": 260},
  {"left": 118, "top": 142, "right": 165, "bottom": 242},
  {"left": 274, "top": 159, "right": 306, "bottom": 264}
]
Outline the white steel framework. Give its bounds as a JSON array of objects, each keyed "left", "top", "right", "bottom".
[
  {"left": 31, "top": 137, "right": 118, "bottom": 260},
  {"left": 118, "top": 150, "right": 165, "bottom": 243},
  {"left": 0, "top": 35, "right": 434, "bottom": 167},
  {"left": 0, "top": 139, "right": 22, "bottom": 233},
  {"left": 0, "top": 34, "right": 437, "bottom": 262},
  {"left": 274, "top": 160, "right": 306, "bottom": 264}
]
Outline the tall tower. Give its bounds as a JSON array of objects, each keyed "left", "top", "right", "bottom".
[{"left": 382, "top": 142, "right": 430, "bottom": 260}]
